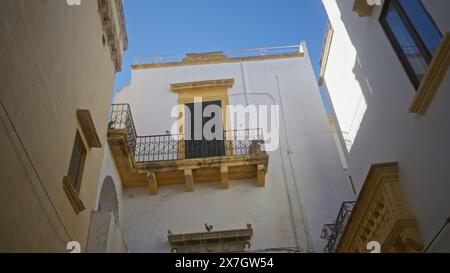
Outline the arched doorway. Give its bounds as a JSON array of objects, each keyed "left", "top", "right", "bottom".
[
  {"left": 98, "top": 176, "right": 119, "bottom": 223},
  {"left": 86, "top": 176, "right": 127, "bottom": 253}
]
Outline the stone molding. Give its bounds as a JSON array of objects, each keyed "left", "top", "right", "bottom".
[{"left": 337, "top": 162, "right": 424, "bottom": 253}]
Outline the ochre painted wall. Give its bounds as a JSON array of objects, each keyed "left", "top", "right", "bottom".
[{"left": 0, "top": 0, "right": 123, "bottom": 252}]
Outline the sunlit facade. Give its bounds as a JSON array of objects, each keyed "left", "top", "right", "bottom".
[{"left": 320, "top": 0, "right": 450, "bottom": 253}]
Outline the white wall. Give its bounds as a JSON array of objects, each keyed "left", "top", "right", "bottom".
[
  {"left": 109, "top": 44, "right": 353, "bottom": 252},
  {"left": 320, "top": 0, "right": 366, "bottom": 151},
  {"left": 95, "top": 146, "right": 125, "bottom": 228},
  {"left": 322, "top": 0, "right": 450, "bottom": 252}
]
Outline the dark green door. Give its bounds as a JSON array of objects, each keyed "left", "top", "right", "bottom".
[{"left": 185, "top": 100, "right": 225, "bottom": 159}]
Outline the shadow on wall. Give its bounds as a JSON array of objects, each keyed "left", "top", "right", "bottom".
[
  {"left": 333, "top": 0, "right": 380, "bottom": 153},
  {"left": 345, "top": 56, "right": 371, "bottom": 152},
  {"left": 332, "top": 56, "right": 369, "bottom": 153},
  {"left": 337, "top": 0, "right": 406, "bottom": 154},
  {"left": 98, "top": 176, "right": 119, "bottom": 223}
]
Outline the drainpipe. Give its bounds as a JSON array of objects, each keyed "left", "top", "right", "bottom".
[
  {"left": 423, "top": 217, "right": 450, "bottom": 253},
  {"left": 240, "top": 62, "right": 250, "bottom": 105}
]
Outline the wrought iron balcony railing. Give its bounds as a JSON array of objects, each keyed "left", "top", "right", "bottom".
[
  {"left": 109, "top": 104, "right": 138, "bottom": 154},
  {"left": 109, "top": 104, "right": 264, "bottom": 163},
  {"left": 321, "top": 201, "right": 356, "bottom": 253}
]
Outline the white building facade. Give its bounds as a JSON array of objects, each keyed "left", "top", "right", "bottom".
[
  {"left": 95, "top": 43, "right": 354, "bottom": 253},
  {"left": 320, "top": 0, "right": 450, "bottom": 252}
]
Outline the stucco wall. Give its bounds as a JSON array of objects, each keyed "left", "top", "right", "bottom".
[
  {"left": 95, "top": 145, "right": 125, "bottom": 228},
  {"left": 110, "top": 44, "right": 354, "bottom": 252},
  {"left": 322, "top": 0, "right": 450, "bottom": 252},
  {"left": 0, "top": 0, "right": 122, "bottom": 252},
  {"left": 86, "top": 211, "right": 127, "bottom": 253},
  {"left": 319, "top": 1, "right": 362, "bottom": 145}
]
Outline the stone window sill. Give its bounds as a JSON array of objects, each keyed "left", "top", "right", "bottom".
[{"left": 63, "top": 176, "right": 85, "bottom": 214}]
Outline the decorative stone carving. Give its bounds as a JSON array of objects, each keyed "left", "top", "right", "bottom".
[
  {"left": 168, "top": 227, "right": 253, "bottom": 253},
  {"left": 337, "top": 162, "right": 424, "bottom": 253},
  {"left": 107, "top": 99, "right": 268, "bottom": 194},
  {"left": 98, "top": 0, "right": 127, "bottom": 72}
]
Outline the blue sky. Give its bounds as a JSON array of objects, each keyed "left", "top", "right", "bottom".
[{"left": 114, "top": 0, "right": 329, "bottom": 109}]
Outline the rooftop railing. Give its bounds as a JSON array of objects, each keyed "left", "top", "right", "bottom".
[{"left": 133, "top": 44, "right": 304, "bottom": 65}]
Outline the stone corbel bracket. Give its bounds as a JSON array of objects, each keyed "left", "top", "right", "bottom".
[{"left": 409, "top": 33, "right": 450, "bottom": 114}]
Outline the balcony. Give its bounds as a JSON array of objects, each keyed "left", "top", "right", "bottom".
[
  {"left": 107, "top": 104, "right": 269, "bottom": 194},
  {"left": 321, "top": 201, "right": 356, "bottom": 253},
  {"left": 322, "top": 163, "right": 424, "bottom": 253}
]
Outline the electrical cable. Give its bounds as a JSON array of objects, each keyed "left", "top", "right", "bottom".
[
  {"left": 423, "top": 217, "right": 450, "bottom": 253},
  {"left": 0, "top": 99, "right": 73, "bottom": 243}
]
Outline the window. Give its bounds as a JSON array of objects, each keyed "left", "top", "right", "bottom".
[
  {"left": 380, "top": 0, "right": 442, "bottom": 89},
  {"left": 68, "top": 131, "right": 87, "bottom": 192}
]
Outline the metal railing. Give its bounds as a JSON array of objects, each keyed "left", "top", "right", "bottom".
[
  {"left": 345, "top": 94, "right": 367, "bottom": 152},
  {"left": 225, "top": 129, "right": 263, "bottom": 156},
  {"left": 133, "top": 45, "right": 304, "bottom": 65},
  {"left": 134, "top": 134, "right": 182, "bottom": 162},
  {"left": 109, "top": 104, "right": 138, "bottom": 154},
  {"left": 321, "top": 201, "right": 356, "bottom": 253},
  {"left": 342, "top": 131, "right": 353, "bottom": 152},
  {"left": 109, "top": 104, "right": 264, "bottom": 163},
  {"left": 133, "top": 129, "right": 264, "bottom": 163}
]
